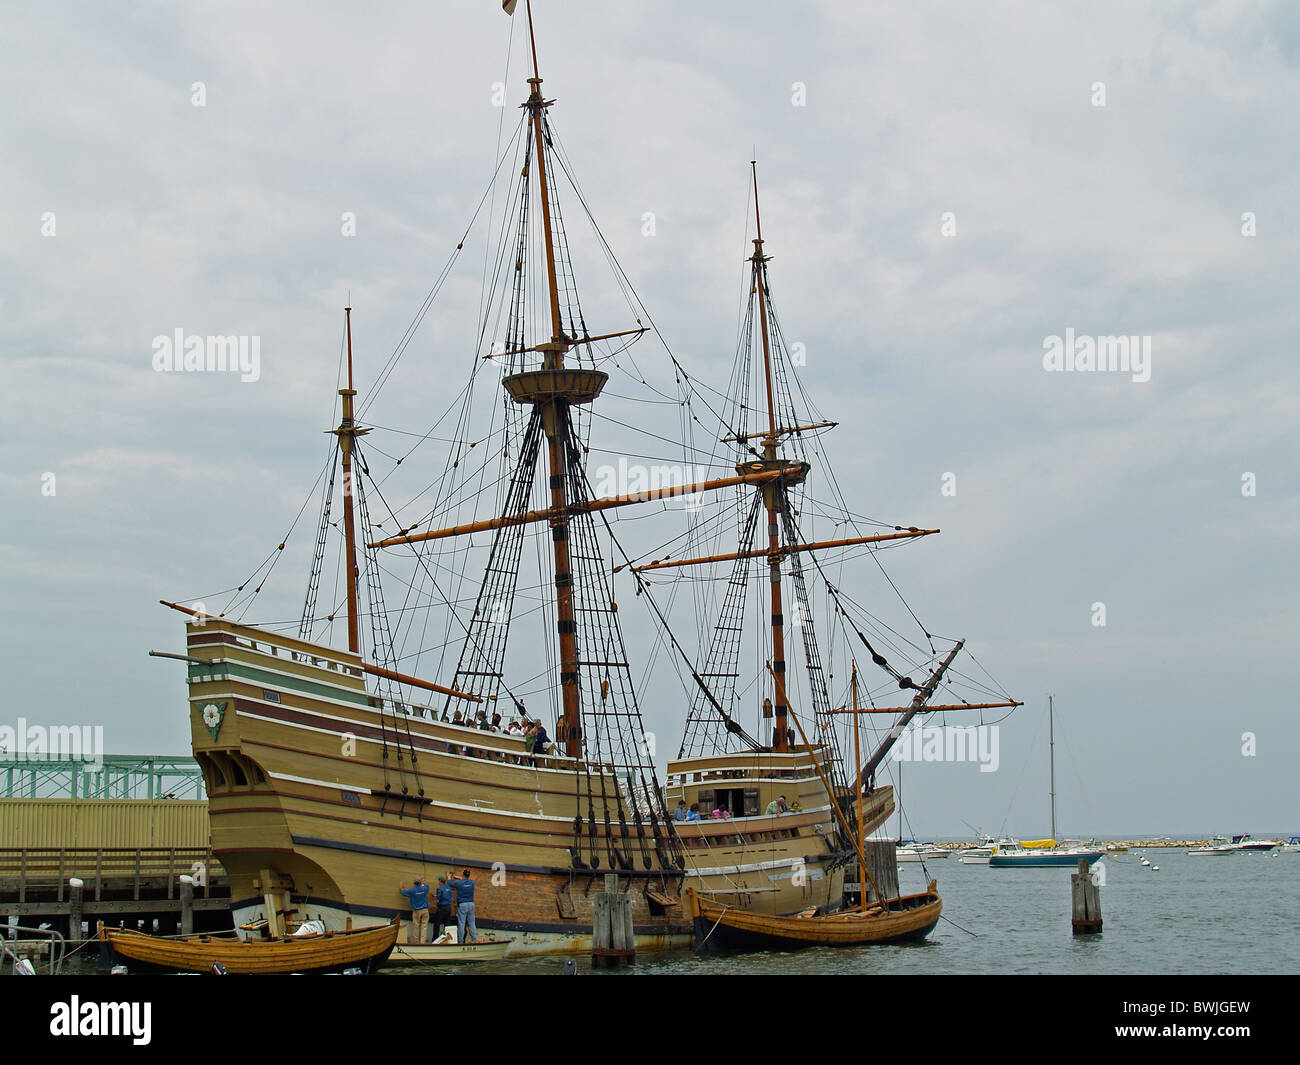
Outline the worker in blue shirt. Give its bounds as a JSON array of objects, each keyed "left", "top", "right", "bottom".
[
  {"left": 399, "top": 876, "right": 430, "bottom": 944},
  {"left": 451, "top": 868, "right": 478, "bottom": 942},
  {"left": 433, "top": 875, "right": 454, "bottom": 940}
]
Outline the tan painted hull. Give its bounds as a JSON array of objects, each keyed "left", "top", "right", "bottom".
[{"left": 182, "top": 619, "right": 887, "bottom": 953}]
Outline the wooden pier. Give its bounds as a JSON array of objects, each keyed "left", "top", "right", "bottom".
[{"left": 0, "top": 846, "right": 231, "bottom": 941}]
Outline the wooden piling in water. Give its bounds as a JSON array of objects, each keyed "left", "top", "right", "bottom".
[
  {"left": 591, "top": 873, "right": 635, "bottom": 968},
  {"left": 1071, "top": 857, "right": 1102, "bottom": 934},
  {"left": 67, "top": 877, "right": 83, "bottom": 942},
  {"left": 179, "top": 874, "right": 194, "bottom": 935}
]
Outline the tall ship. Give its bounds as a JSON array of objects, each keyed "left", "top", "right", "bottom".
[{"left": 162, "top": 2, "right": 1018, "bottom": 955}]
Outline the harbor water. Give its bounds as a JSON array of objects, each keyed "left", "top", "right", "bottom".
[
  {"left": 387, "top": 847, "right": 1297, "bottom": 976},
  {"left": 47, "top": 846, "right": 1296, "bottom": 976}
]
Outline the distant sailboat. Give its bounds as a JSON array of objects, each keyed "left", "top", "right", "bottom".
[{"left": 988, "top": 696, "right": 1102, "bottom": 868}]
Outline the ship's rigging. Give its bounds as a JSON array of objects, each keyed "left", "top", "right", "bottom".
[{"left": 169, "top": 2, "right": 1023, "bottom": 871}]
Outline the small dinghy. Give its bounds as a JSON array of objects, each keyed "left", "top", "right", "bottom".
[{"left": 386, "top": 931, "right": 514, "bottom": 965}]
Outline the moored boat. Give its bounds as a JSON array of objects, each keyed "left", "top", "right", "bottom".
[
  {"left": 386, "top": 934, "right": 514, "bottom": 966},
  {"left": 687, "top": 880, "right": 941, "bottom": 953},
  {"left": 987, "top": 839, "right": 1104, "bottom": 868},
  {"left": 98, "top": 918, "right": 399, "bottom": 975},
  {"left": 988, "top": 697, "right": 1101, "bottom": 868},
  {"left": 157, "top": 2, "right": 1017, "bottom": 952},
  {"left": 897, "top": 842, "right": 950, "bottom": 862},
  {"left": 1230, "top": 833, "right": 1280, "bottom": 851},
  {"left": 958, "top": 835, "right": 997, "bottom": 864}
]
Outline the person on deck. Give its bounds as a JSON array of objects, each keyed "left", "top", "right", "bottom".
[
  {"left": 673, "top": 800, "right": 687, "bottom": 821},
  {"left": 399, "top": 876, "right": 430, "bottom": 944},
  {"left": 432, "top": 875, "right": 454, "bottom": 941},
  {"left": 451, "top": 868, "right": 478, "bottom": 942},
  {"left": 686, "top": 803, "right": 701, "bottom": 822},
  {"left": 765, "top": 795, "right": 789, "bottom": 815}
]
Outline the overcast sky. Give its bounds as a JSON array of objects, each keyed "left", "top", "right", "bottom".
[{"left": 4, "top": 1, "right": 1298, "bottom": 838}]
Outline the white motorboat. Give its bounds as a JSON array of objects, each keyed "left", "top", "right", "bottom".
[
  {"left": 897, "top": 842, "right": 950, "bottom": 863},
  {"left": 1230, "top": 833, "right": 1280, "bottom": 851},
  {"left": 958, "top": 836, "right": 997, "bottom": 864}
]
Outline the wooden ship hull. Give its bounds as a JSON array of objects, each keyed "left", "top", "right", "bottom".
[
  {"left": 185, "top": 618, "right": 690, "bottom": 957},
  {"left": 686, "top": 881, "right": 941, "bottom": 953},
  {"left": 98, "top": 917, "right": 399, "bottom": 975},
  {"left": 184, "top": 616, "right": 892, "bottom": 954}
]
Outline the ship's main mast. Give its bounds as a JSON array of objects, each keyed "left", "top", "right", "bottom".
[{"left": 497, "top": 1, "right": 606, "bottom": 757}]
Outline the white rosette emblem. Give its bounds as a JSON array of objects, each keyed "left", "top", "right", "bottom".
[{"left": 200, "top": 701, "right": 226, "bottom": 741}]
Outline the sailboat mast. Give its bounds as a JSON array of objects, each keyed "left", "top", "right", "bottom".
[
  {"left": 750, "top": 162, "right": 792, "bottom": 753},
  {"left": 339, "top": 306, "right": 361, "bottom": 655},
  {"left": 1049, "top": 694, "right": 1057, "bottom": 843}
]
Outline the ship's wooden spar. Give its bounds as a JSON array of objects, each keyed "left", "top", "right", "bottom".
[
  {"left": 722, "top": 421, "right": 837, "bottom": 444},
  {"left": 827, "top": 700, "right": 1023, "bottom": 715},
  {"left": 854, "top": 639, "right": 965, "bottom": 792},
  {"left": 367, "top": 467, "right": 806, "bottom": 549},
  {"left": 485, "top": 326, "right": 648, "bottom": 361},
  {"left": 622, "top": 527, "right": 939, "bottom": 574},
  {"left": 157, "top": 599, "right": 483, "bottom": 702}
]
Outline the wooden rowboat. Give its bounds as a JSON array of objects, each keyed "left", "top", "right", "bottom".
[
  {"left": 98, "top": 918, "right": 400, "bottom": 974},
  {"left": 686, "top": 882, "right": 942, "bottom": 953},
  {"left": 386, "top": 934, "right": 514, "bottom": 966}
]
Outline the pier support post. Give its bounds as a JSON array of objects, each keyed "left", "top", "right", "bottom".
[
  {"left": 68, "top": 877, "right": 84, "bottom": 943},
  {"left": 591, "top": 873, "right": 635, "bottom": 968},
  {"left": 179, "top": 874, "right": 194, "bottom": 935},
  {"left": 1071, "top": 858, "right": 1102, "bottom": 934}
]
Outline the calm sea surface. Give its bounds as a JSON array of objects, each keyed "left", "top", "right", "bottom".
[
  {"left": 57, "top": 848, "right": 1298, "bottom": 976},
  {"left": 390, "top": 848, "right": 1300, "bottom": 976}
]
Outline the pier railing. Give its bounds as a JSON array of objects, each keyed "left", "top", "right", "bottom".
[{"left": 0, "top": 846, "right": 225, "bottom": 903}]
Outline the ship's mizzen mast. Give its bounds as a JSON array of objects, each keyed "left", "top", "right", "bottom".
[
  {"left": 676, "top": 164, "right": 868, "bottom": 761},
  {"left": 748, "top": 163, "right": 796, "bottom": 753}
]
